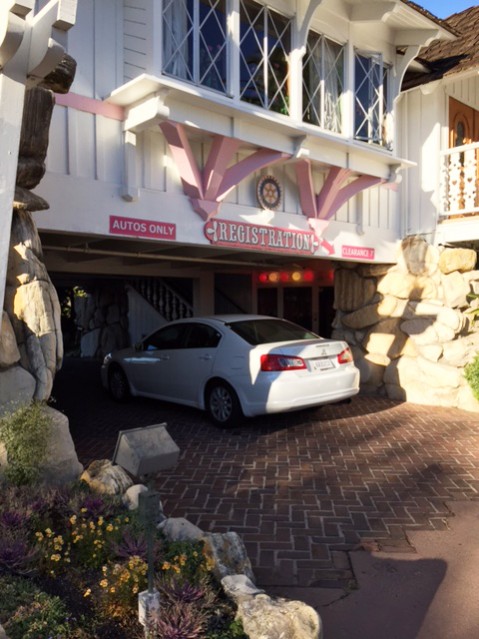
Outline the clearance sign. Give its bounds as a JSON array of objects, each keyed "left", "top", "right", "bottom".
[{"left": 204, "top": 219, "right": 321, "bottom": 255}]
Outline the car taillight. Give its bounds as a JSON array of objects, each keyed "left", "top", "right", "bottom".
[
  {"left": 260, "top": 354, "right": 307, "bottom": 371},
  {"left": 337, "top": 347, "right": 353, "bottom": 364}
]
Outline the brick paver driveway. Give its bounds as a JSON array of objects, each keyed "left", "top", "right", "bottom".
[{"left": 54, "top": 358, "right": 479, "bottom": 590}]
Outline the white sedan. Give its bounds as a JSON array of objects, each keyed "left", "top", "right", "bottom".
[{"left": 101, "top": 315, "right": 360, "bottom": 426}]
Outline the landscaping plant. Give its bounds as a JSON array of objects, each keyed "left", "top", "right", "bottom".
[
  {"left": 465, "top": 352, "right": 479, "bottom": 402},
  {"left": 0, "top": 476, "right": 247, "bottom": 638},
  {"left": 0, "top": 400, "right": 246, "bottom": 637},
  {"left": 0, "top": 401, "right": 52, "bottom": 485}
]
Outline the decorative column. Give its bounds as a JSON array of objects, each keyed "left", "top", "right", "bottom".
[{"left": 0, "top": 0, "right": 77, "bottom": 330}]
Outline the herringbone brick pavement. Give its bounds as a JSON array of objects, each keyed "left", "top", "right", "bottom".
[{"left": 54, "top": 359, "right": 479, "bottom": 590}]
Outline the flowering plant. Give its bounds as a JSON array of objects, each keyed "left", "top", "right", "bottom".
[{"left": 0, "top": 481, "right": 246, "bottom": 638}]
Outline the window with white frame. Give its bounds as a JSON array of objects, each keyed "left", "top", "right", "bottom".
[
  {"left": 354, "top": 52, "right": 391, "bottom": 148},
  {"left": 239, "top": 0, "right": 292, "bottom": 115},
  {"left": 302, "top": 32, "right": 344, "bottom": 132},
  {"left": 162, "top": 0, "right": 227, "bottom": 92}
]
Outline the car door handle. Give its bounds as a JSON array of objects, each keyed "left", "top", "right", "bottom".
[{"left": 199, "top": 354, "right": 212, "bottom": 361}]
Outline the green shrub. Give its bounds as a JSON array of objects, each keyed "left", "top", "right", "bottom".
[
  {"left": 465, "top": 353, "right": 479, "bottom": 401},
  {"left": 4, "top": 590, "right": 73, "bottom": 639},
  {"left": 0, "top": 480, "right": 243, "bottom": 638},
  {"left": 0, "top": 401, "right": 52, "bottom": 486},
  {"left": 0, "top": 574, "right": 41, "bottom": 618}
]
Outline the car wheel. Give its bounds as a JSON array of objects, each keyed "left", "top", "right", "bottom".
[
  {"left": 108, "top": 366, "right": 130, "bottom": 402},
  {"left": 206, "top": 381, "right": 242, "bottom": 427}
]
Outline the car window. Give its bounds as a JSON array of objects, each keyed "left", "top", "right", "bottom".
[
  {"left": 143, "top": 324, "right": 188, "bottom": 350},
  {"left": 185, "top": 324, "right": 222, "bottom": 349},
  {"left": 229, "top": 319, "right": 318, "bottom": 345}
]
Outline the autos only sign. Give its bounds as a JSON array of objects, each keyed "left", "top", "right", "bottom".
[
  {"left": 204, "top": 219, "right": 320, "bottom": 255},
  {"left": 109, "top": 215, "right": 176, "bottom": 240}
]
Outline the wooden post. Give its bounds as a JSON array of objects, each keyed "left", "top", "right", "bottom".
[{"left": 0, "top": 0, "right": 77, "bottom": 327}]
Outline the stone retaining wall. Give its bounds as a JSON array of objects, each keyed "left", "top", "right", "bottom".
[
  {"left": 74, "top": 287, "right": 129, "bottom": 359},
  {"left": 332, "top": 237, "right": 479, "bottom": 412}
]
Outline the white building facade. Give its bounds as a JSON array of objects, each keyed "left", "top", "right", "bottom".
[{"left": 33, "top": 0, "right": 454, "bottom": 344}]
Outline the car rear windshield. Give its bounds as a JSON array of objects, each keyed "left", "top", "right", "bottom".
[{"left": 229, "top": 319, "right": 319, "bottom": 345}]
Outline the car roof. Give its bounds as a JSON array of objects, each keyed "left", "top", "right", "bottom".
[{"left": 178, "top": 314, "right": 275, "bottom": 325}]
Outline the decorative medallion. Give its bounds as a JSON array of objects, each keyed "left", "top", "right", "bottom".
[{"left": 257, "top": 174, "right": 282, "bottom": 210}]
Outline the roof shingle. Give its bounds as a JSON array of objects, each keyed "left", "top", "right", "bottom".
[{"left": 404, "top": 5, "right": 479, "bottom": 89}]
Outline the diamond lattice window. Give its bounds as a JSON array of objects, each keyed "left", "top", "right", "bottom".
[
  {"left": 239, "top": 0, "right": 291, "bottom": 115},
  {"left": 354, "top": 52, "right": 391, "bottom": 148},
  {"left": 162, "top": 0, "right": 227, "bottom": 93},
  {"left": 303, "top": 32, "right": 344, "bottom": 132}
]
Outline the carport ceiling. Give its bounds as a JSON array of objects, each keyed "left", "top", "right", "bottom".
[{"left": 39, "top": 230, "right": 319, "bottom": 272}]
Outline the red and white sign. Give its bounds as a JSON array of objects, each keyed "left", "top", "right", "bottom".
[
  {"left": 342, "top": 245, "right": 375, "bottom": 260},
  {"left": 204, "top": 219, "right": 320, "bottom": 255},
  {"left": 109, "top": 215, "right": 176, "bottom": 240}
]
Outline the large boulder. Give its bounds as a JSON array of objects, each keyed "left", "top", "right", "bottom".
[
  {"left": 0, "top": 366, "right": 36, "bottom": 417},
  {"left": 398, "top": 236, "right": 439, "bottom": 276},
  {"left": 80, "top": 459, "right": 134, "bottom": 495},
  {"left": 0, "top": 406, "right": 82, "bottom": 486},
  {"left": 222, "top": 574, "right": 322, "bottom": 639},
  {"left": 0, "top": 311, "right": 21, "bottom": 367},
  {"left": 438, "top": 248, "right": 477, "bottom": 274},
  {"left": 5, "top": 210, "right": 63, "bottom": 400},
  {"left": 334, "top": 270, "right": 376, "bottom": 312},
  {"left": 203, "top": 531, "right": 255, "bottom": 584},
  {"left": 441, "top": 271, "right": 470, "bottom": 308},
  {"left": 159, "top": 517, "right": 204, "bottom": 542},
  {"left": 362, "top": 318, "right": 409, "bottom": 360},
  {"left": 39, "top": 407, "right": 83, "bottom": 485}
]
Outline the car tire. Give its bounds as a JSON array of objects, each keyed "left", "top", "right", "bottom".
[
  {"left": 206, "top": 381, "right": 242, "bottom": 427},
  {"left": 108, "top": 366, "right": 130, "bottom": 402}
]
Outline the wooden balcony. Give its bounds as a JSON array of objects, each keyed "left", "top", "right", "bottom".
[{"left": 440, "top": 142, "right": 479, "bottom": 218}]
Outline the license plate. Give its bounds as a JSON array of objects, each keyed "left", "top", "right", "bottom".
[{"left": 311, "top": 357, "right": 334, "bottom": 371}]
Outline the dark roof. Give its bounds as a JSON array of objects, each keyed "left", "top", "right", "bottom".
[
  {"left": 403, "top": 5, "right": 479, "bottom": 90},
  {"left": 400, "top": 0, "right": 458, "bottom": 33}
]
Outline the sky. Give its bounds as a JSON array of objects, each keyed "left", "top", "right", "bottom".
[{"left": 416, "top": 0, "right": 477, "bottom": 18}]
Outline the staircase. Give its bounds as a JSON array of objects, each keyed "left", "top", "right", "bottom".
[{"left": 126, "top": 278, "right": 193, "bottom": 344}]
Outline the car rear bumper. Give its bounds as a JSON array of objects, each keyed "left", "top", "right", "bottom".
[{"left": 239, "top": 366, "right": 360, "bottom": 416}]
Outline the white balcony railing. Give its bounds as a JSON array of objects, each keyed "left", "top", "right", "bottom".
[{"left": 440, "top": 142, "right": 479, "bottom": 218}]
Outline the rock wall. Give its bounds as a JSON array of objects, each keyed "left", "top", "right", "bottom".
[
  {"left": 0, "top": 55, "right": 76, "bottom": 408},
  {"left": 74, "top": 287, "right": 129, "bottom": 359},
  {"left": 333, "top": 237, "right": 479, "bottom": 412}
]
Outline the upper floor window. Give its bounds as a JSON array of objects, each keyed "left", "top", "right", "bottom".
[
  {"left": 162, "top": 0, "right": 227, "bottom": 92},
  {"left": 354, "top": 52, "right": 391, "bottom": 148},
  {"left": 239, "top": 0, "right": 291, "bottom": 115},
  {"left": 303, "top": 32, "right": 344, "bottom": 133}
]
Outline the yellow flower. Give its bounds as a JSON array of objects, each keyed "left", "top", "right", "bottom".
[
  {"left": 110, "top": 586, "right": 116, "bottom": 593},
  {"left": 83, "top": 588, "right": 91, "bottom": 597},
  {"left": 50, "top": 553, "right": 61, "bottom": 562},
  {"left": 70, "top": 515, "right": 77, "bottom": 525},
  {"left": 106, "top": 524, "right": 114, "bottom": 533},
  {"left": 100, "top": 579, "right": 108, "bottom": 588},
  {"left": 35, "top": 532, "right": 44, "bottom": 540},
  {"left": 162, "top": 561, "right": 171, "bottom": 570}
]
